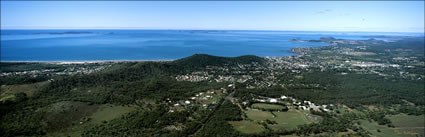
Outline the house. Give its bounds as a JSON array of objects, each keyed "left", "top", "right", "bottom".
[
  {"left": 178, "top": 100, "right": 186, "bottom": 106},
  {"left": 280, "top": 95, "right": 288, "bottom": 99},
  {"left": 304, "top": 101, "right": 311, "bottom": 105},
  {"left": 228, "top": 84, "right": 233, "bottom": 87},
  {"left": 310, "top": 104, "right": 320, "bottom": 110},
  {"left": 269, "top": 98, "right": 277, "bottom": 103}
]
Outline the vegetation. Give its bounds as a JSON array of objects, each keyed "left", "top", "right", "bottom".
[{"left": 251, "top": 103, "right": 288, "bottom": 112}]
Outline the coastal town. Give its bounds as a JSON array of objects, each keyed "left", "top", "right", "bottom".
[
  {"left": 0, "top": 62, "right": 112, "bottom": 77},
  {"left": 175, "top": 37, "right": 424, "bottom": 88}
]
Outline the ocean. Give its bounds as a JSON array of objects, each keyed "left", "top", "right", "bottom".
[{"left": 1, "top": 30, "right": 422, "bottom": 61}]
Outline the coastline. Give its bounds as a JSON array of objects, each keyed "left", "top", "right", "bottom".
[
  {"left": 4, "top": 36, "right": 388, "bottom": 64},
  {"left": 0, "top": 59, "right": 174, "bottom": 64},
  {"left": 0, "top": 45, "right": 327, "bottom": 64}
]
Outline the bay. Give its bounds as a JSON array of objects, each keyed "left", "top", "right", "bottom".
[{"left": 1, "top": 30, "right": 422, "bottom": 61}]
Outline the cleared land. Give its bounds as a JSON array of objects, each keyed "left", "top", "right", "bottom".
[
  {"left": 269, "top": 110, "right": 313, "bottom": 130},
  {"left": 251, "top": 103, "right": 286, "bottom": 110},
  {"left": 388, "top": 114, "right": 425, "bottom": 137},
  {"left": 89, "top": 104, "right": 137, "bottom": 124},
  {"left": 228, "top": 120, "right": 265, "bottom": 134},
  {"left": 47, "top": 103, "right": 136, "bottom": 137},
  {"left": 359, "top": 119, "right": 422, "bottom": 137},
  {"left": 236, "top": 108, "right": 314, "bottom": 132},
  {"left": 0, "top": 81, "right": 49, "bottom": 102},
  {"left": 246, "top": 108, "right": 275, "bottom": 121},
  {"left": 389, "top": 114, "right": 425, "bottom": 128}
]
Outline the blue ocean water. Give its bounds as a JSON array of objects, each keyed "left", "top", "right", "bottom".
[{"left": 1, "top": 30, "right": 423, "bottom": 61}]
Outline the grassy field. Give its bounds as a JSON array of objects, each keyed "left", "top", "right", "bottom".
[
  {"left": 246, "top": 108, "right": 274, "bottom": 121},
  {"left": 0, "top": 81, "right": 49, "bottom": 102},
  {"left": 42, "top": 101, "right": 99, "bottom": 134},
  {"left": 389, "top": 114, "right": 425, "bottom": 127},
  {"left": 47, "top": 103, "right": 137, "bottom": 137},
  {"left": 251, "top": 103, "right": 286, "bottom": 110},
  {"left": 269, "top": 110, "right": 313, "bottom": 130},
  {"left": 242, "top": 109, "right": 313, "bottom": 131},
  {"left": 359, "top": 119, "right": 421, "bottom": 137},
  {"left": 388, "top": 114, "right": 425, "bottom": 137},
  {"left": 89, "top": 104, "right": 137, "bottom": 124},
  {"left": 228, "top": 120, "right": 265, "bottom": 134}
]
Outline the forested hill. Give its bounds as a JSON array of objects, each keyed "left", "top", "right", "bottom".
[{"left": 30, "top": 54, "right": 264, "bottom": 104}]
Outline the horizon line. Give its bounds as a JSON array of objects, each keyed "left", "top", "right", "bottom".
[{"left": 1, "top": 28, "right": 424, "bottom": 34}]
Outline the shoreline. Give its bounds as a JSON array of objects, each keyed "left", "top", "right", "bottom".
[
  {"left": 0, "top": 37, "right": 342, "bottom": 64},
  {"left": 0, "top": 59, "right": 174, "bottom": 64},
  {"left": 0, "top": 49, "right": 315, "bottom": 64}
]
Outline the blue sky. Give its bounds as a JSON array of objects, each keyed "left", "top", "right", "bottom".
[{"left": 1, "top": 1, "right": 424, "bottom": 32}]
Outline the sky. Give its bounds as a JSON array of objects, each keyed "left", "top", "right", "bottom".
[{"left": 1, "top": 1, "right": 424, "bottom": 32}]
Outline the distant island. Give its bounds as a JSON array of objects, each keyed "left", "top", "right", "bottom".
[
  {"left": 33, "top": 31, "right": 94, "bottom": 35},
  {"left": 290, "top": 36, "right": 384, "bottom": 45}
]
